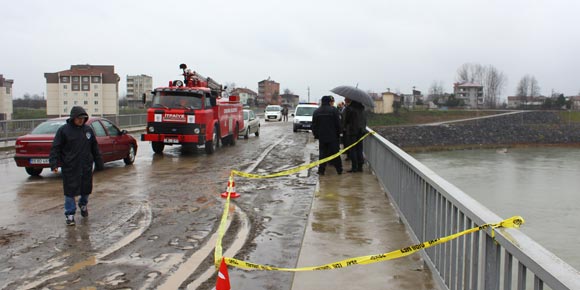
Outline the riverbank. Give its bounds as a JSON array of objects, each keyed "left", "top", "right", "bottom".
[{"left": 373, "top": 111, "right": 580, "bottom": 152}]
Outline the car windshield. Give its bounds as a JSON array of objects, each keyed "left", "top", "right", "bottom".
[
  {"left": 296, "top": 107, "right": 317, "bottom": 116},
  {"left": 152, "top": 92, "right": 204, "bottom": 109},
  {"left": 266, "top": 106, "right": 281, "bottom": 112},
  {"left": 243, "top": 111, "right": 249, "bottom": 120},
  {"left": 30, "top": 120, "right": 66, "bottom": 135}
]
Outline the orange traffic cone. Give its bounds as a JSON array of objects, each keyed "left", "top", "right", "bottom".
[
  {"left": 221, "top": 176, "right": 241, "bottom": 199},
  {"left": 215, "top": 258, "right": 231, "bottom": 290}
]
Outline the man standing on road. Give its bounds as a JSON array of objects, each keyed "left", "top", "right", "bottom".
[
  {"left": 49, "top": 106, "right": 104, "bottom": 226},
  {"left": 312, "top": 96, "right": 343, "bottom": 175},
  {"left": 343, "top": 98, "right": 367, "bottom": 172},
  {"left": 281, "top": 105, "right": 289, "bottom": 122}
]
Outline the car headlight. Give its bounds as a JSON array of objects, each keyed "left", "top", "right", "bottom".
[{"left": 194, "top": 128, "right": 200, "bottom": 134}]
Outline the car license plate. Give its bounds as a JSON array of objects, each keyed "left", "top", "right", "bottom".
[
  {"left": 164, "top": 137, "right": 179, "bottom": 144},
  {"left": 30, "top": 158, "right": 49, "bottom": 164},
  {"left": 303, "top": 124, "right": 311, "bottom": 128},
  {"left": 268, "top": 116, "right": 276, "bottom": 119}
]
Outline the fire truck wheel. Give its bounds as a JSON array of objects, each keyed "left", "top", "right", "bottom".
[
  {"left": 230, "top": 124, "right": 238, "bottom": 146},
  {"left": 205, "top": 125, "right": 219, "bottom": 154},
  {"left": 152, "top": 142, "right": 165, "bottom": 154}
]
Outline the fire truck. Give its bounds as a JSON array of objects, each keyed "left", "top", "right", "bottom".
[{"left": 141, "top": 64, "right": 243, "bottom": 154}]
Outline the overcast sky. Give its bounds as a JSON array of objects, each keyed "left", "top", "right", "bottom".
[{"left": 2, "top": 0, "right": 579, "bottom": 102}]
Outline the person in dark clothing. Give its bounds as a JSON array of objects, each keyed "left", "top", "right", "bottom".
[
  {"left": 50, "top": 106, "right": 104, "bottom": 226},
  {"left": 281, "top": 106, "right": 289, "bottom": 122},
  {"left": 312, "top": 96, "right": 342, "bottom": 175},
  {"left": 343, "top": 98, "right": 367, "bottom": 172}
]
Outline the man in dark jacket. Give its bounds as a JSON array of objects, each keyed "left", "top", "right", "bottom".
[
  {"left": 343, "top": 99, "right": 367, "bottom": 172},
  {"left": 312, "top": 96, "right": 342, "bottom": 175},
  {"left": 50, "top": 106, "right": 104, "bottom": 226}
]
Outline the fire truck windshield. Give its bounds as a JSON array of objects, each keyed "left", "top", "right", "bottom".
[{"left": 152, "top": 92, "right": 204, "bottom": 110}]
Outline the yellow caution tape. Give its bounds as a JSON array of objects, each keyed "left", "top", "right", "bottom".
[
  {"left": 214, "top": 174, "right": 235, "bottom": 266},
  {"left": 220, "top": 216, "right": 524, "bottom": 272},
  {"left": 232, "top": 131, "right": 376, "bottom": 179}
]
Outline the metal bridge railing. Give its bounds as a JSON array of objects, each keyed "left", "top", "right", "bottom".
[
  {"left": 364, "top": 128, "right": 580, "bottom": 290},
  {"left": 0, "top": 114, "right": 147, "bottom": 141}
]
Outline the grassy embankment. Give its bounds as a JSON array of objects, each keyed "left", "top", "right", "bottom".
[{"left": 367, "top": 110, "right": 499, "bottom": 127}]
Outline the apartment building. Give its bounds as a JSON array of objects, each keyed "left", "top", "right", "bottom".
[
  {"left": 231, "top": 88, "right": 258, "bottom": 106},
  {"left": 0, "top": 74, "right": 14, "bottom": 120},
  {"left": 454, "top": 82, "right": 483, "bottom": 108},
  {"left": 127, "top": 74, "right": 152, "bottom": 107},
  {"left": 44, "top": 65, "right": 120, "bottom": 117},
  {"left": 258, "top": 78, "right": 280, "bottom": 105}
]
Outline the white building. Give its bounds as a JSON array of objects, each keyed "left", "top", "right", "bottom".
[
  {"left": 45, "top": 65, "right": 120, "bottom": 117},
  {"left": 127, "top": 74, "right": 152, "bottom": 107},
  {"left": 0, "top": 74, "right": 14, "bottom": 120},
  {"left": 454, "top": 82, "right": 483, "bottom": 108}
]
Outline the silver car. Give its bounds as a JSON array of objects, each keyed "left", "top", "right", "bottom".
[{"left": 240, "top": 109, "right": 260, "bottom": 139}]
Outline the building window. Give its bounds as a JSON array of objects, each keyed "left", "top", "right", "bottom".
[
  {"left": 63, "top": 85, "right": 68, "bottom": 90},
  {"left": 64, "top": 101, "right": 68, "bottom": 105},
  {"left": 84, "top": 93, "right": 88, "bottom": 97},
  {"left": 94, "top": 92, "right": 99, "bottom": 97},
  {"left": 60, "top": 76, "right": 70, "bottom": 83},
  {"left": 94, "top": 100, "right": 99, "bottom": 105},
  {"left": 82, "top": 84, "right": 89, "bottom": 91},
  {"left": 93, "top": 84, "right": 99, "bottom": 90},
  {"left": 74, "top": 101, "right": 78, "bottom": 105},
  {"left": 94, "top": 108, "right": 99, "bottom": 112},
  {"left": 64, "top": 93, "right": 68, "bottom": 97},
  {"left": 82, "top": 76, "right": 90, "bottom": 83},
  {"left": 72, "top": 84, "right": 80, "bottom": 91},
  {"left": 91, "top": 76, "right": 101, "bottom": 83},
  {"left": 64, "top": 107, "right": 68, "bottom": 113},
  {"left": 72, "top": 76, "right": 79, "bottom": 82},
  {"left": 84, "top": 100, "right": 88, "bottom": 105},
  {"left": 6, "top": 87, "right": 10, "bottom": 94}
]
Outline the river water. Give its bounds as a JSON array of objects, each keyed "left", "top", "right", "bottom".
[{"left": 412, "top": 147, "right": 580, "bottom": 271}]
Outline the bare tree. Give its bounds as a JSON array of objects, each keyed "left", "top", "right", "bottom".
[
  {"left": 456, "top": 63, "right": 485, "bottom": 83},
  {"left": 428, "top": 81, "right": 445, "bottom": 102},
  {"left": 484, "top": 65, "right": 507, "bottom": 108},
  {"left": 457, "top": 63, "right": 506, "bottom": 108},
  {"left": 283, "top": 88, "right": 293, "bottom": 95},
  {"left": 516, "top": 75, "right": 540, "bottom": 97}
]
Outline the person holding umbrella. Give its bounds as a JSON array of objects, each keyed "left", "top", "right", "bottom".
[{"left": 331, "top": 85, "right": 373, "bottom": 173}]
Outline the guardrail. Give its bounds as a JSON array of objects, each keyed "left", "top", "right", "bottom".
[
  {"left": 364, "top": 128, "right": 580, "bottom": 290},
  {"left": 0, "top": 114, "right": 147, "bottom": 141}
]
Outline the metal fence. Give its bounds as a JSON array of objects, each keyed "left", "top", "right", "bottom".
[
  {"left": 0, "top": 114, "right": 147, "bottom": 141},
  {"left": 364, "top": 128, "right": 580, "bottom": 290}
]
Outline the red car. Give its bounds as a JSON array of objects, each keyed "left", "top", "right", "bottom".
[{"left": 14, "top": 117, "right": 138, "bottom": 176}]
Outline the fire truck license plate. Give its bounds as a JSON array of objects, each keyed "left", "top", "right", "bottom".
[{"left": 164, "top": 138, "right": 179, "bottom": 144}]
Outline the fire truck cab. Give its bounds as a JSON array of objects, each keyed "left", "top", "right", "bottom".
[{"left": 141, "top": 64, "right": 243, "bottom": 154}]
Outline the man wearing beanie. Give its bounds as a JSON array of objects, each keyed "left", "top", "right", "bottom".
[{"left": 312, "top": 96, "right": 343, "bottom": 175}]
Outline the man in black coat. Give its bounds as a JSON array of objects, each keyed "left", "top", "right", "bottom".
[
  {"left": 312, "top": 96, "right": 342, "bottom": 175},
  {"left": 343, "top": 99, "right": 367, "bottom": 172},
  {"left": 49, "top": 106, "right": 104, "bottom": 226}
]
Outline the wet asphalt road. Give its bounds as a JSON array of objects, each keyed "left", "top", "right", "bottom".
[{"left": 0, "top": 118, "right": 319, "bottom": 289}]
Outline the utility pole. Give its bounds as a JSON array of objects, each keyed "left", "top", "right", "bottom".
[{"left": 307, "top": 86, "right": 310, "bottom": 103}]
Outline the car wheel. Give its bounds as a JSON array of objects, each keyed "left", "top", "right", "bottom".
[
  {"left": 124, "top": 145, "right": 136, "bottom": 165},
  {"left": 205, "top": 125, "right": 219, "bottom": 154},
  {"left": 255, "top": 125, "right": 260, "bottom": 137},
  {"left": 152, "top": 142, "right": 164, "bottom": 154},
  {"left": 25, "top": 167, "right": 43, "bottom": 176},
  {"left": 244, "top": 127, "right": 250, "bottom": 139}
]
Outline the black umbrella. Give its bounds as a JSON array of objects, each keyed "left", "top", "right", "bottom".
[{"left": 330, "top": 86, "right": 375, "bottom": 108}]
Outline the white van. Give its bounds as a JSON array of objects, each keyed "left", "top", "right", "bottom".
[
  {"left": 264, "top": 105, "right": 282, "bottom": 121},
  {"left": 292, "top": 103, "right": 318, "bottom": 132}
]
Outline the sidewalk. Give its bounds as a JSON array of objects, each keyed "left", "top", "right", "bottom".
[{"left": 291, "top": 163, "right": 437, "bottom": 290}]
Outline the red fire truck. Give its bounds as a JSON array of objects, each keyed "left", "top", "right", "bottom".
[{"left": 141, "top": 64, "right": 243, "bottom": 154}]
